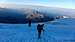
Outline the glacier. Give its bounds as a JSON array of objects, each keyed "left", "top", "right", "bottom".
[{"left": 0, "top": 18, "right": 75, "bottom": 42}]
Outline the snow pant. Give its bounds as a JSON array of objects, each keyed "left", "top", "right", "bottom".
[
  {"left": 28, "top": 23, "right": 31, "bottom": 27},
  {"left": 38, "top": 31, "right": 42, "bottom": 39}
]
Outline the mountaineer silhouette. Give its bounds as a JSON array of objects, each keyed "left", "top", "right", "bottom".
[
  {"left": 27, "top": 15, "right": 33, "bottom": 27},
  {"left": 37, "top": 23, "right": 44, "bottom": 39}
]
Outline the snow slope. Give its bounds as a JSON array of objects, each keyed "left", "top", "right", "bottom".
[{"left": 0, "top": 18, "right": 75, "bottom": 42}]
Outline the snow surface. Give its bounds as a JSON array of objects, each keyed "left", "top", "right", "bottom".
[{"left": 0, "top": 18, "right": 75, "bottom": 42}]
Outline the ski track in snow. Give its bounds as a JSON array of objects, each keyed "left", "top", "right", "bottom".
[{"left": 0, "top": 18, "right": 75, "bottom": 42}]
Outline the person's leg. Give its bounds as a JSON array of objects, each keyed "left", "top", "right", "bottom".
[
  {"left": 38, "top": 31, "right": 41, "bottom": 39},
  {"left": 29, "top": 22, "right": 31, "bottom": 27}
]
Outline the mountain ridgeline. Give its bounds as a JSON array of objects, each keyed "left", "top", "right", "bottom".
[
  {"left": 0, "top": 8, "right": 55, "bottom": 24},
  {"left": 0, "top": 4, "right": 73, "bottom": 24}
]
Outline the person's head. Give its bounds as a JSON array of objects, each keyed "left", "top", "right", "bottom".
[
  {"left": 41, "top": 24, "right": 44, "bottom": 27},
  {"left": 37, "top": 24, "right": 41, "bottom": 26},
  {"left": 42, "top": 24, "right": 44, "bottom": 26},
  {"left": 38, "top": 24, "right": 40, "bottom": 25},
  {"left": 38, "top": 23, "right": 44, "bottom": 27}
]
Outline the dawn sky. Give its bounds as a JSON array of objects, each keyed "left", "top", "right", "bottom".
[{"left": 0, "top": 0, "right": 74, "bottom": 9}]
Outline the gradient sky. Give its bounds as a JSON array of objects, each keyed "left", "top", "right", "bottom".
[{"left": 0, "top": 0, "right": 74, "bottom": 9}]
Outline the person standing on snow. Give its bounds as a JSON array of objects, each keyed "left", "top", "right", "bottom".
[
  {"left": 26, "top": 14, "right": 33, "bottom": 27},
  {"left": 37, "top": 23, "right": 44, "bottom": 39}
]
